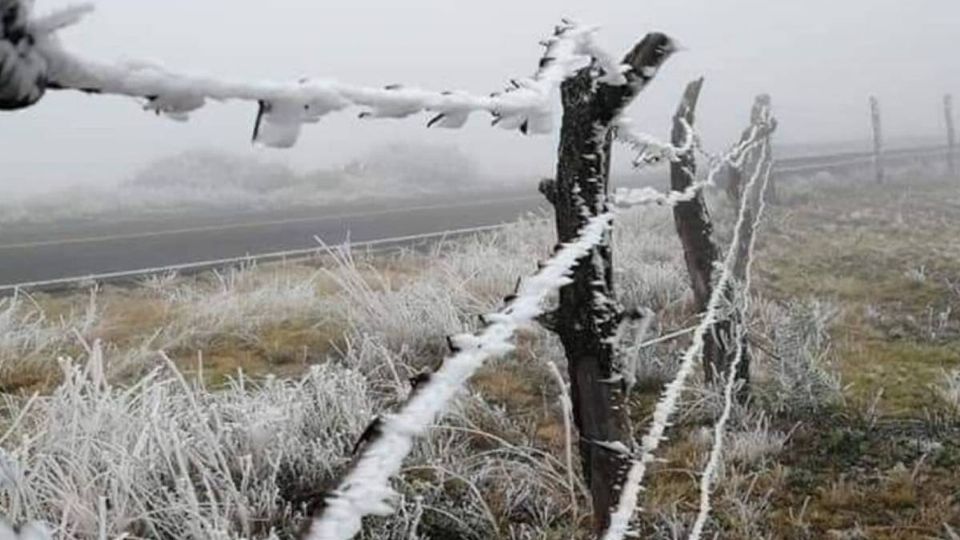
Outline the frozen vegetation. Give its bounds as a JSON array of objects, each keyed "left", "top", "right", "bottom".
[{"left": 0, "top": 178, "right": 870, "bottom": 538}]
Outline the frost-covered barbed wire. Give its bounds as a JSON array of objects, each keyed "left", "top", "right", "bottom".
[
  {"left": 602, "top": 115, "right": 775, "bottom": 540},
  {"left": 1, "top": 325, "right": 577, "bottom": 539},
  {"left": 0, "top": 202, "right": 691, "bottom": 538},
  {"left": 689, "top": 131, "right": 773, "bottom": 540},
  {"left": 8, "top": 2, "right": 629, "bottom": 146},
  {"left": 611, "top": 124, "right": 764, "bottom": 208},
  {"left": 614, "top": 117, "right": 696, "bottom": 167},
  {"left": 306, "top": 213, "right": 613, "bottom": 540}
]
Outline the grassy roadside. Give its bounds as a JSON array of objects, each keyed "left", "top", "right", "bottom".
[{"left": 0, "top": 167, "right": 958, "bottom": 538}]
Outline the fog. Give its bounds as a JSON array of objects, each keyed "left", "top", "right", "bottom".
[{"left": 2, "top": 0, "right": 958, "bottom": 196}]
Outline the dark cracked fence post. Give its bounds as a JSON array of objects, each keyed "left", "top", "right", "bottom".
[
  {"left": 675, "top": 89, "right": 775, "bottom": 389},
  {"left": 724, "top": 95, "right": 773, "bottom": 205},
  {"left": 668, "top": 78, "right": 731, "bottom": 383},
  {"left": 541, "top": 32, "right": 676, "bottom": 535}
]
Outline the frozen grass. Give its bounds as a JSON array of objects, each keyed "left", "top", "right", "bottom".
[
  {"left": 936, "top": 369, "right": 960, "bottom": 417},
  {"left": 0, "top": 338, "right": 577, "bottom": 539},
  {"left": 756, "top": 299, "right": 844, "bottom": 414},
  {"left": 0, "top": 207, "right": 691, "bottom": 538},
  {"left": 0, "top": 172, "right": 896, "bottom": 537}
]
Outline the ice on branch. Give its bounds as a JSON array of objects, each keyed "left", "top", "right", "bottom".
[
  {"left": 305, "top": 213, "right": 613, "bottom": 540},
  {"left": 19, "top": 9, "right": 628, "bottom": 147}
]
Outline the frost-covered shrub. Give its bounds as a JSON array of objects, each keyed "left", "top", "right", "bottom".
[
  {"left": 1, "top": 343, "right": 372, "bottom": 538},
  {"left": 762, "top": 299, "right": 843, "bottom": 413},
  {"left": 323, "top": 248, "right": 473, "bottom": 354},
  {"left": 0, "top": 203, "right": 705, "bottom": 538}
]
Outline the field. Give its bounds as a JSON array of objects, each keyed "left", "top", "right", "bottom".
[{"left": 0, "top": 163, "right": 958, "bottom": 539}]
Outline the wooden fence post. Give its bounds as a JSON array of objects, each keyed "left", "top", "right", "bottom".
[
  {"left": 732, "top": 95, "right": 776, "bottom": 283},
  {"left": 668, "top": 78, "right": 730, "bottom": 382},
  {"left": 542, "top": 31, "right": 676, "bottom": 535},
  {"left": 671, "top": 78, "right": 712, "bottom": 309},
  {"left": 946, "top": 94, "right": 956, "bottom": 178},
  {"left": 724, "top": 95, "right": 773, "bottom": 204},
  {"left": 870, "top": 95, "right": 885, "bottom": 184},
  {"left": 728, "top": 97, "right": 775, "bottom": 394},
  {"left": 676, "top": 90, "right": 774, "bottom": 387}
]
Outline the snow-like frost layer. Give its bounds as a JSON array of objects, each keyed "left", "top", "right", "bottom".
[
  {"left": 0, "top": 520, "right": 51, "bottom": 540},
  {"left": 26, "top": 11, "right": 624, "bottom": 147},
  {"left": 305, "top": 213, "right": 613, "bottom": 540}
]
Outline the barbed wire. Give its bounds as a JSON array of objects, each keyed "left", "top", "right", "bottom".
[
  {"left": 304, "top": 213, "right": 613, "bottom": 540},
  {"left": 602, "top": 111, "right": 776, "bottom": 540},
  {"left": 3, "top": 2, "right": 633, "bottom": 147},
  {"left": 689, "top": 116, "right": 774, "bottom": 539}
]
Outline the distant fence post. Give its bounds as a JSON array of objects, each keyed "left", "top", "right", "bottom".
[
  {"left": 543, "top": 32, "right": 675, "bottom": 535},
  {"left": 671, "top": 78, "right": 712, "bottom": 310},
  {"left": 946, "top": 94, "right": 956, "bottom": 178},
  {"left": 870, "top": 96, "right": 885, "bottom": 184},
  {"left": 725, "top": 95, "right": 774, "bottom": 204}
]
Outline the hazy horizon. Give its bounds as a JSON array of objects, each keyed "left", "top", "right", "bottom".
[{"left": 2, "top": 0, "right": 958, "bottom": 196}]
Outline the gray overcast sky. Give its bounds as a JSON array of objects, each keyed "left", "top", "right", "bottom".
[{"left": 3, "top": 0, "right": 958, "bottom": 195}]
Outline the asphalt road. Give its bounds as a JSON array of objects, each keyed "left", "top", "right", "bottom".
[
  {"left": 0, "top": 194, "right": 547, "bottom": 289},
  {"left": 0, "top": 145, "right": 950, "bottom": 291}
]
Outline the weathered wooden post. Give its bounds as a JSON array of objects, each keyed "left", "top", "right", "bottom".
[
  {"left": 668, "top": 78, "right": 730, "bottom": 382},
  {"left": 724, "top": 95, "right": 773, "bottom": 204},
  {"left": 671, "top": 78, "right": 712, "bottom": 311},
  {"left": 728, "top": 98, "right": 775, "bottom": 395},
  {"left": 540, "top": 31, "right": 676, "bottom": 535},
  {"left": 946, "top": 94, "right": 956, "bottom": 178},
  {"left": 870, "top": 95, "right": 885, "bottom": 184},
  {"left": 672, "top": 87, "right": 773, "bottom": 388},
  {"left": 732, "top": 96, "right": 776, "bottom": 283}
]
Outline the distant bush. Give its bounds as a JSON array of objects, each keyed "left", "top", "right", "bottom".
[
  {"left": 0, "top": 143, "right": 491, "bottom": 225},
  {"left": 125, "top": 149, "right": 298, "bottom": 193}
]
